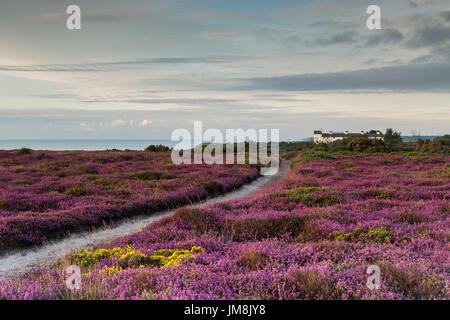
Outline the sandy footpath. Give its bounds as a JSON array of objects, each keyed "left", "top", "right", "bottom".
[{"left": 0, "top": 160, "right": 289, "bottom": 280}]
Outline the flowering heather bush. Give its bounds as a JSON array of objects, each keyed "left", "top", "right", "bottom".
[
  {"left": 1, "top": 154, "right": 448, "bottom": 300},
  {"left": 0, "top": 150, "right": 259, "bottom": 249}
]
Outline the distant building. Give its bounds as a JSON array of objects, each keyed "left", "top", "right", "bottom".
[{"left": 314, "top": 130, "right": 384, "bottom": 144}]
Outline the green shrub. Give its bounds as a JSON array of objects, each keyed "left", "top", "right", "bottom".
[
  {"left": 170, "top": 208, "right": 220, "bottom": 233},
  {"left": 290, "top": 152, "right": 335, "bottom": 167},
  {"left": 287, "top": 266, "right": 339, "bottom": 299},
  {"left": 413, "top": 135, "right": 450, "bottom": 154},
  {"left": 236, "top": 247, "right": 270, "bottom": 270},
  {"left": 64, "top": 184, "right": 95, "bottom": 196},
  {"left": 144, "top": 144, "right": 170, "bottom": 152},
  {"left": 379, "top": 263, "right": 447, "bottom": 299},
  {"left": 17, "top": 147, "right": 33, "bottom": 155},
  {"left": 285, "top": 187, "right": 342, "bottom": 206},
  {"left": 332, "top": 226, "right": 395, "bottom": 243},
  {"left": 204, "top": 181, "right": 224, "bottom": 195},
  {"left": 384, "top": 128, "right": 403, "bottom": 152},
  {"left": 224, "top": 214, "right": 312, "bottom": 240}
]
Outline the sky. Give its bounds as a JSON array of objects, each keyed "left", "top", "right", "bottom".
[{"left": 0, "top": 0, "right": 449, "bottom": 140}]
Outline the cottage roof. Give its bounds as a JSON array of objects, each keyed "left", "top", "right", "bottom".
[
  {"left": 322, "top": 132, "right": 348, "bottom": 137},
  {"left": 366, "top": 132, "right": 384, "bottom": 137},
  {"left": 314, "top": 130, "right": 384, "bottom": 138}
]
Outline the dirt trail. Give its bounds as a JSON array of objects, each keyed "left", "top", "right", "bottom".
[{"left": 0, "top": 160, "right": 289, "bottom": 280}]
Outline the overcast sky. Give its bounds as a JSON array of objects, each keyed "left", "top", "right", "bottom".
[{"left": 0, "top": 0, "right": 449, "bottom": 140}]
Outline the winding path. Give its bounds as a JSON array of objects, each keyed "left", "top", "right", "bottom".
[{"left": 0, "top": 160, "right": 289, "bottom": 280}]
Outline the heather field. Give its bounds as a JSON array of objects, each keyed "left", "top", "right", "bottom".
[
  {"left": 1, "top": 154, "right": 448, "bottom": 300},
  {"left": 0, "top": 150, "right": 259, "bottom": 250}
]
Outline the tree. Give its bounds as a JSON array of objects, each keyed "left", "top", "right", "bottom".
[
  {"left": 144, "top": 144, "right": 170, "bottom": 152},
  {"left": 384, "top": 128, "right": 402, "bottom": 151}
]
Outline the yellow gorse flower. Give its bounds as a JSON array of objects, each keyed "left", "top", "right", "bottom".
[
  {"left": 68, "top": 246, "right": 205, "bottom": 276},
  {"left": 99, "top": 265, "right": 123, "bottom": 276}
]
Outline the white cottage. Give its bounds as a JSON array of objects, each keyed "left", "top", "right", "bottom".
[{"left": 314, "top": 130, "right": 384, "bottom": 144}]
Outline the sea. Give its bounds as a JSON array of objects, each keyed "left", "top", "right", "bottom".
[
  {"left": 0, "top": 140, "right": 177, "bottom": 151},
  {"left": 0, "top": 136, "right": 439, "bottom": 151}
]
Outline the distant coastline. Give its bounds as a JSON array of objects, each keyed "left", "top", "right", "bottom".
[
  {"left": 400, "top": 136, "right": 439, "bottom": 142},
  {"left": 0, "top": 136, "right": 440, "bottom": 151},
  {"left": 0, "top": 139, "right": 175, "bottom": 151}
]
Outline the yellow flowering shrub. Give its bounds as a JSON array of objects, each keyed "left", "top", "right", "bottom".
[
  {"left": 67, "top": 246, "right": 205, "bottom": 276},
  {"left": 150, "top": 246, "right": 205, "bottom": 268},
  {"left": 99, "top": 265, "right": 123, "bottom": 276},
  {"left": 332, "top": 227, "right": 395, "bottom": 243},
  {"left": 68, "top": 246, "right": 147, "bottom": 268}
]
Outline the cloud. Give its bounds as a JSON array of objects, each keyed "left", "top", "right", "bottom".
[
  {"left": 409, "top": 0, "right": 442, "bottom": 8},
  {"left": 121, "top": 98, "right": 235, "bottom": 105},
  {"left": 409, "top": 42, "right": 450, "bottom": 63},
  {"left": 20, "top": 12, "right": 66, "bottom": 21},
  {"left": 314, "top": 31, "right": 358, "bottom": 46},
  {"left": 0, "top": 64, "right": 101, "bottom": 72},
  {"left": 197, "top": 31, "right": 244, "bottom": 39},
  {"left": 110, "top": 119, "right": 128, "bottom": 127},
  {"left": 383, "top": 12, "right": 441, "bottom": 29},
  {"left": 79, "top": 122, "right": 95, "bottom": 132},
  {"left": 31, "top": 93, "right": 82, "bottom": 99},
  {"left": 20, "top": 9, "right": 148, "bottom": 22},
  {"left": 78, "top": 97, "right": 236, "bottom": 105},
  {"left": 77, "top": 118, "right": 152, "bottom": 133},
  {"left": 363, "top": 58, "right": 381, "bottom": 65},
  {"left": 27, "top": 91, "right": 237, "bottom": 106},
  {"left": 303, "top": 28, "right": 403, "bottom": 49},
  {"left": 406, "top": 23, "right": 450, "bottom": 48},
  {"left": 237, "top": 63, "right": 450, "bottom": 92},
  {"left": 441, "top": 11, "right": 450, "bottom": 22},
  {"left": 0, "top": 57, "right": 227, "bottom": 72},
  {"left": 364, "top": 29, "right": 404, "bottom": 47},
  {"left": 409, "top": 55, "right": 433, "bottom": 64},
  {"left": 136, "top": 119, "right": 152, "bottom": 127},
  {"left": 362, "top": 58, "right": 401, "bottom": 65},
  {"left": 429, "top": 43, "right": 450, "bottom": 62},
  {"left": 103, "top": 119, "right": 153, "bottom": 128},
  {"left": 188, "top": 13, "right": 217, "bottom": 20},
  {"left": 308, "top": 20, "right": 357, "bottom": 29}
]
